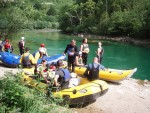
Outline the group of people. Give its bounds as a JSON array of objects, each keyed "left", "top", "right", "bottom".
[
  {"left": 64, "top": 39, "right": 104, "bottom": 69},
  {"left": 19, "top": 38, "right": 105, "bottom": 90},
  {"left": 18, "top": 38, "right": 73, "bottom": 90},
  {"left": 0, "top": 36, "right": 25, "bottom": 54},
  {"left": 0, "top": 35, "right": 105, "bottom": 90},
  {"left": 64, "top": 38, "right": 105, "bottom": 82},
  {"left": 19, "top": 43, "right": 49, "bottom": 69}
]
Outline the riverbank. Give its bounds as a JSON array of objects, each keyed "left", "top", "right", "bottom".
[
  {"left": 22, "top": 29, "right": 150, "bottom": 47},
  {"left": 22, "top": 29, "right": 150, "bottom": 46},
  {"left": 0, "top": 62, "right": 150, "bottom": 113},
  {"left": 74, "top": 78, "right": 150, "bottom": 113}
]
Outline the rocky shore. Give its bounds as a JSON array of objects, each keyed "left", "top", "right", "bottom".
[
  {"left": 79, "top": 34, "right": 150, "bottom": 47},
  {"left": 0, "top": 62, "right": 150, "bottom": 113},
  {"left": 74, "top": 78, "right": 150, "bottom": 113}
]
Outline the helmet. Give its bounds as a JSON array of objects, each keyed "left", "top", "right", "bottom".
[
  {"left": 50, "top": 66, "right": 56, "bottom": 71},
  {"left": 21, "top": 37, "right": 25, "bottom": 40},
  {"left": 41, "top": 43, "right": 45, "bottom": 47}
]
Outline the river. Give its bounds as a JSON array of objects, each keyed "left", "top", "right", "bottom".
[{"left": 10, "top": 30, "right": 150, "bottom": 80}]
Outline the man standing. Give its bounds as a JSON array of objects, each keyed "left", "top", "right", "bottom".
[
  {"left": 64, "top": 39, "right": 78, "bottom": 72},
  {"left": 20, "top": 47, "right": 35, "bottom": 68},
  {"left": 18, "top": 37, "right": 25, "bottom": 55},
  {"left": 84, "top": 57, "right": 105, "bottom": 81}
]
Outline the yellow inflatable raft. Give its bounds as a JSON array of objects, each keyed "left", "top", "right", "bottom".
[
  {"left": 75, "top": 67, "right": 137, "bottom": 82},
  {"left": 21, "top": 72, "right": 108, "bottom": 105}
]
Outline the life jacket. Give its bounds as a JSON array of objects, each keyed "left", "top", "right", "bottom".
[
  {"left": 4, "top": 43, "right": 11, "bottom": 49},
  {"left": 60, "top": 68, "right": 71, "bottom": 82},
  {"left": 22, "top": 54, "right": 32, "bottom": 68},
  {"left": 98, "top": 47, "right": 104, "bottom": 56},
  {"left": 78, "top": 57, "right": 83, "bottom": 64},
  {"left": 18, "top": 41, "right": 24, "bottom": 48},
  {"left": 82, "top": 43, "right": 89, "bottom": 51},
  {"left": 32, "top": 51, "right": 38, "bottom": 57},
  {"left": 88, "top": 64, "right": 100, "bottom": 81}
]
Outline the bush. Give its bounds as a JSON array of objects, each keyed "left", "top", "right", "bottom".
[{"left": 0, "top": 72, "right": 70, "bottom": 113}]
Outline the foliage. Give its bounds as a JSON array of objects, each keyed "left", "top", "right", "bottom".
[
  {"left": 59, "top": 0, "right": 150, "bottom": 39},
  {"left": 0, "top": 0, "right": 149, "bottom": 39},
  {"left": 0, "top": 72, "right": 70, "bottom": 113},
  {"left": 0, "top": 0, "right": 73, "bottom": 35}
]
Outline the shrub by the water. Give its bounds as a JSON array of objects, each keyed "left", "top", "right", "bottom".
[{"left": 0, "top": 72, "right": 70, "bottom": 113}]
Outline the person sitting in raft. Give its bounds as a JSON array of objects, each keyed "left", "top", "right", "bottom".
[
  {"left": 38, "top": 60, "right": 56, "bottom": 84},
  {"left": 33, "top": 48, "right": 50, "bottom": 74},
  {"left": 39, "top": 43, "right": 48, "bottom": 59},
  {"left": 33, "top": 49, "right": 46, "bottom": 64},
  {"left": 54, "top": 60, "right": 71, "bottom": 90},
  {"left": 75, "top": 51, "right": 84, "bottom": 67},
  {"left": 68, "top": 73, "right": 81, "bottom": 88},
  {"left": 20, "top": 47, "right": 35, "bottom": 68},
  {"left": 84, "top": 57, "right": 106, "bottom": 81}
]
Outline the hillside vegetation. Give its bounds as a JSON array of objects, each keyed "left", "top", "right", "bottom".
[{"left": 0, "top": 0, "right": 150, "bottom": 39}]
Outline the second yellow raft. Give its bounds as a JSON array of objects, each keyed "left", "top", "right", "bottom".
[{"left": 75, "top": 67, "right": 137, "bottom": 82}]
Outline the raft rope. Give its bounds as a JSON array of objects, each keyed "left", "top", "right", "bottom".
[{"left": 60, "top": 81, "right": 104, "bottom": 94}]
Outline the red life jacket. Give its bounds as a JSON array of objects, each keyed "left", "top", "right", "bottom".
[{"left": 4, "top": 43, "right": 11, "bottom": 49}]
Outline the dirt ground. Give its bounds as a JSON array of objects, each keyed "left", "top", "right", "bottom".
[
  {"left": 0, "top": 62, "right": 150, "bottom": 113},
  {"left": 73, "top": 78, "right": 150, "bottom": 113}
]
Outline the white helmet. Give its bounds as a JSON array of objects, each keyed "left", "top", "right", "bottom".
[{"left": 21, "top": 37, "right": 25, "bottom": 40}]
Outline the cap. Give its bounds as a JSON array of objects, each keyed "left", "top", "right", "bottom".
[
  {"left": 21, "top": 37, "right": 25, "bottom": 40},
  {"left": 25, "top": 47, "right": 30, "bottom": 51}
]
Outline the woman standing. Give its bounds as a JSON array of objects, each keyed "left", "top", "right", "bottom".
[
  {"left": 96, "top": 42, "right": 104, "bottom": 63},
  {"left": 80, "top": 38, "right": 89, "bottom": 65}
]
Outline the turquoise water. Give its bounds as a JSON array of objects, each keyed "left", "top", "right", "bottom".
[{"left": 10, "top": 30, "right": 150, "bottom": 80}]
